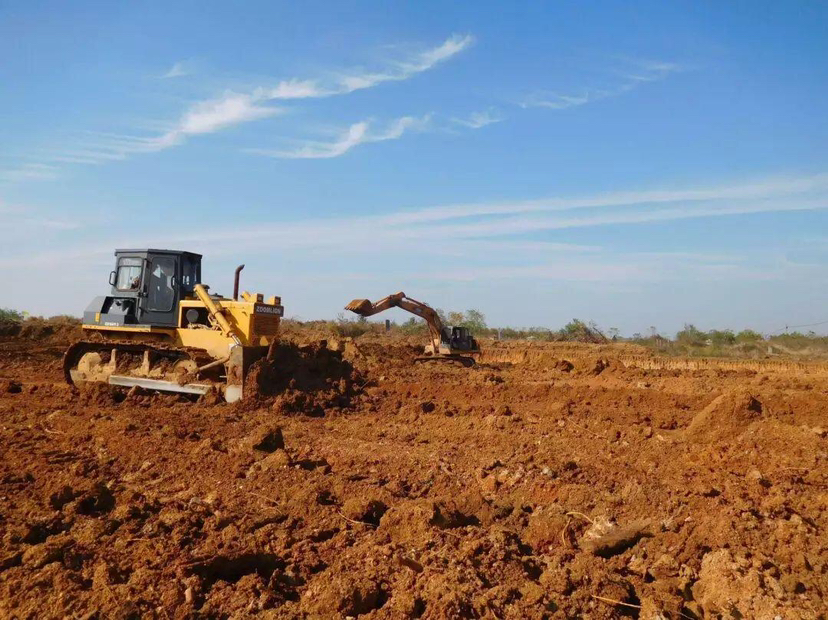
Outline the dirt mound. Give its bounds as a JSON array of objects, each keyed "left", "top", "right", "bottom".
[
  {"left": 685, "top": 389, "right": 764, "bottom": 437},
  {"left": 245, "top": 340, "right": 362, "bottom": 414},
  {"left": 9, "top": 316, "right": 82, "bottom": 343}
]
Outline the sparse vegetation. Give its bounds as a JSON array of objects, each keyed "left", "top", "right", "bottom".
[{"left": 0, "top": 308, "right": 24, "bottom": 323}]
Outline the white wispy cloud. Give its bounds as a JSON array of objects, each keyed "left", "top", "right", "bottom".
[
  {"left": 247, "top": 115, "right": 430, "bottom": 159},
  {"left": 522, "top": 57, "right": 682, "bottom": 110},
  {"left": 9, "top": 172, "right": 825, "bottom": 268},
  {"left": 451, "top": 108, "right": 504, "bottom": 129},
  {"left": 258, "top": 33, "right": 474, "bottom": 100},
  {"left": 161, "top": 61, "right": 190, "bottom": 79},
  {"left": 0, "top": 199, "right": 79, "bottom": 230},
  {"left": 155, "top": 93, "right": 283, "bottom": 149},
  {"left": 376, "top": 173, "right": 828, "bottom": 225},
  {"left": 19, "top": 34, "right": 472, "bottom": 173},
  {"left": 0, "top": 163, "right": 60, "bottom": 182}
]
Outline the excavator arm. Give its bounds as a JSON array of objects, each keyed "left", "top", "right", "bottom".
[{"left": 346, "top": 292, "right": 444, "bottom": 351}]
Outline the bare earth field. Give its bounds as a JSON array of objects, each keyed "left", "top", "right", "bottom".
[{"left": 0, "top": 329, "right": 826, "bottom": 619}]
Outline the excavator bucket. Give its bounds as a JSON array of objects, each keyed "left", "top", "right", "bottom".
[{"left": 345, "top": 299, "right": 373, "bottom": 316}]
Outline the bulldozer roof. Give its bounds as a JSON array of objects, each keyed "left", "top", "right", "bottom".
[{"left": 114, "top": 248, "right": 202, "bottom": 257}]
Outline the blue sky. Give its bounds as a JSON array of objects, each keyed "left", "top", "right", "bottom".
[{"left": 2, "top": 1, "right": 827, "bottom": 334}]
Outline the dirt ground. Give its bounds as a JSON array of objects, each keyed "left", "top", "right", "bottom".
[{"left": 0, "top": 328, "right": 826, "bottom": 619}]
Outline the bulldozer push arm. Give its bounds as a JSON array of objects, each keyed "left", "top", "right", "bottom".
[{"left": 194, "top": 283, "right": 242, "bottom": 345}]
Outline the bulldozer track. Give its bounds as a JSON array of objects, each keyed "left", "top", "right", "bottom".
[{"left": 62, "top": 340, "right": 208, "bottom": 388}]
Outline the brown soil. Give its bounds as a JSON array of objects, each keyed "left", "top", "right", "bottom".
[{"left": 0, "top": 330, "right": 826, "bottom": 619}]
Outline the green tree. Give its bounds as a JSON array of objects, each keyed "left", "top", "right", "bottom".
[
  {"left": 708, "top": 329, "right": 736, "bottom": 346},
  {"left": 736, "top": 329, "right": 763, "bottom": 343},
  {"left": 447, "top": 311, "right": 465, "bottom": 326},
  {"left": 676, "top": 324, "right": 707, "bottom": 346},
  {"left": 462, "top": 309, "right": 487, "bottom": 331},
  {"left": 0, "top": 308, "right": 23, "bottom": 323}
]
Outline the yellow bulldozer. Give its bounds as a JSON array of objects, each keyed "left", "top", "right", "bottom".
[
  {"left": 63, "top": 249, "right": 283, "bottom": 401},
  {"left": 345, "top": 291, "right": 480, "bottom": 366}
]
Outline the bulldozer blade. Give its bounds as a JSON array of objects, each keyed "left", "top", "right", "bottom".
[
  {"left": 224, "top": 345, "right": 268, "bottom": 403},
  {"left": 345, "top": 299, "right": 373, "bottom": 315},
  {"left": 108, "top": 375, "right": 212, "bottom": 396}
]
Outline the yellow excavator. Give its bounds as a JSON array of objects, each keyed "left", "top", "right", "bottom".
[
  {"left": 345, "top": 292, "right": 480, "bottom": 366},
  {"left": 63, "top": 249, "right": 283, "bottom": 401}
]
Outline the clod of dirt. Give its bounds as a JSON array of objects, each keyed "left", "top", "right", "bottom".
[
  {"left": 49, "top": 485, "right": 78, "bottom": 510},
  {"left": 342, "top": 497, "right": 388, "bottom": 526},
  {"left": 496, "top": 404, "right": 512, "bottom": 416},
  {"left": 21, "top": 534, "right": 71, "bottom": 569},
  {"left": 591, "top": 358, "right": 610, "bottom": 375},
  {"left": 580, "top": 516, "right": 652, "bottom": 557},
  {"left": 555, "top": 359, "right": 574, "bottom": 372},
  {"left": 301, "top": 574, "right": 388, "bottom": 617},
  {"left": 251, "top": 426, "right": 285, "bottom": 453},
  {"left": 1, "top": 379, "right": 22, "bottom": 394},
  {"left": 186, "top": 552, "right": 285, "bottom": 586},
  {"left": 420, "top": 401, "right": 436, "bottom": 413},
  {"left": 692, "top": 549, "right": 794, "bottom": 618},
  {"left": 685, "top": 390, "right": 764, "bottom": 438},
  {"left": 483, "top": 373, "right": 504, "bottom": 384},
  {"left": 378, "top": 500, "right": 442, "bottom": 544},
  {"left": 75, "top": 483, "right": 116, "bottom": 516},
  {"left": 248, "top": 449, "right": 292, "bottom": 476}
]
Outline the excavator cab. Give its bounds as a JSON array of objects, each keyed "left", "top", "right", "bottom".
[{"left": 443, "top": 326, "right": 478, "bottom": 352}]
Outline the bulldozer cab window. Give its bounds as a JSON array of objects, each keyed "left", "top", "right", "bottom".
[
  {"left": 180, "top": 256, "right": 199, "bottom": 292},
  {"left": 115, "top": 257, "right": 143, "bottom": 291},
  {"left": 147, "top": 256, "right": 176, "bottom": 312}
]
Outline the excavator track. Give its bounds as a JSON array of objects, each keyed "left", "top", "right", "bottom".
[
  {"left": 414, "top": 355, "right": 476, "bottom": 368},
  {"left": 63, "top": 340, "right": 217, "bottom": 396}
]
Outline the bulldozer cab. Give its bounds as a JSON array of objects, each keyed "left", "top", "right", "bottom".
[{"left": 105, "top": 249, "right": 202, "bottom": 327}]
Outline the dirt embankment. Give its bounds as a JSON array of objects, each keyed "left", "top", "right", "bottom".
[{"left": 0, "top": 331, "right": 826, "bottom": 618}]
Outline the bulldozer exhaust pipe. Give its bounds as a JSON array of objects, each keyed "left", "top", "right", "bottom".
[{"left": 233, "top": 264, "right": 245, "bottom": 300}]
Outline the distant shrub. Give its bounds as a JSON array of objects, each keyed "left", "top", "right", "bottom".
[
  {"left": 557, "top": 319, "right": 607, "bottom": 343},
  {"left": 736, "top": 329, "right": 764, "bottom": 343},
  {"left": 0, "top": 308, "right": 23, "bottom": 323},
  {"left": 676, "top": 324, "right": 707, "bottom": 346},
  {"left": 331, "top": 314, "right": 374, "bottom": 338},
  {"left": 397, "top": 317, "right": 428, "bottom": 334},
  {"left": 707, "top": 329, "right": 736, "bottom": 346}
]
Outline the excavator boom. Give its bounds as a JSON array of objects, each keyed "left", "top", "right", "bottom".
[{"left": 345, "top": 292, "right": 480, "bottom": 365}]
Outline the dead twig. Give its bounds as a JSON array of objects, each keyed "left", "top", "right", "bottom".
[
  {"left": 565, "top": 421, "right": 603, "bottom": 439},
  {"left": 337, "top": 512, "right": 376, "bottom": 528},
  {"left": 40, "top": 424, "right": 64, "bottom": 435},
  {"left": 591, "top": 595, "right": 641, "bottom": 610},
  {"left": 592, "top": 595, "right": 696, "bottom": 620},
  {"left": 248, "top": 491, "right": 280, "bottom": 506},
  {"left": 566, "top": 511, "right": 595, "bottom": 525},
  {"left": 560, "top": 518, "right": 572, "bottom": 548}
]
